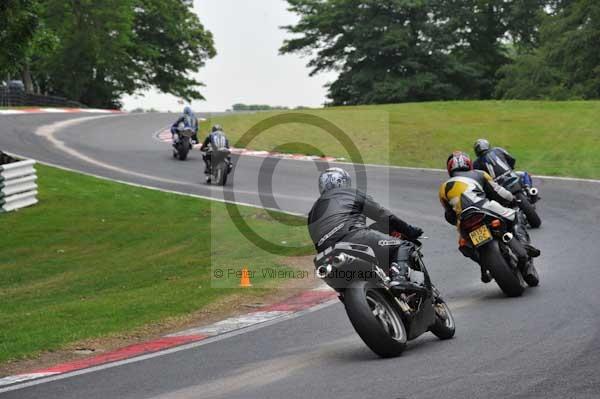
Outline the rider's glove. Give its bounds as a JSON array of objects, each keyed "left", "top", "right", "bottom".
[{"left": 405, "top": 225, "right": 424, "bottom": 240}]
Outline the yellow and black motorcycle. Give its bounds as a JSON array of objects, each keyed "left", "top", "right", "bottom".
[{"left": 459, "top": 206, "right": 540, "bottom": 297}]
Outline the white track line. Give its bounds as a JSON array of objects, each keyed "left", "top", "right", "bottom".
[
  {"left": 28, "top": 116, "right": 308, "bottom": 215},
  {"left": 40, "top": 112, "right": 599, "bottom": 184},
  {"left": 35, "top": 116, "right": 199, "bottom": 187},
  {"left": 5, "top": 150, "right": 304, "bottom": 218},
  {"left": 0, "top": 298, "right": 338, "bottom": 394}
]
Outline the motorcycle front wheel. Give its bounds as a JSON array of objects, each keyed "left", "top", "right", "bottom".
[
  {"left": 430, "top": 298, "right": 456, "bottom": 340},
  {"left": 344, "top": 281, "right": 407, "bottom": 358}
]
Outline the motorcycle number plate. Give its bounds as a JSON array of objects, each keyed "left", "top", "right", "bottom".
[{"left": 469, "top": 225, "right": 492, "bottom": 247}]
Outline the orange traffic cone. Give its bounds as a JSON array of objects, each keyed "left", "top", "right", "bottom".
[{"left": 240, "top": 267, "right": 252, "bottom": 288}]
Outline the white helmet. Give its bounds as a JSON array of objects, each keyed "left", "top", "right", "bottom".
[
  {"left": 474, "top": 138, "right": 490, "bottom": 157},
  {"left": 318, "top": 167, "right": 351, "bottom": 194}
]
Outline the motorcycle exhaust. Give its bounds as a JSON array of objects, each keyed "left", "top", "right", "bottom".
[
  {"left": 502, "top": 232, "right": 514, "bottom": 244},
  {"left": 528, "top": 187, "right": 539, "bottom": 203},
  {"left": 332, "top": 254, "right": 350, "bottom": 267},
  {"left": 316, "top": 265, "right": 333, "bottom": 279}
]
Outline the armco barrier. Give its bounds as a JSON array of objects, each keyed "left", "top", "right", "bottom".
[
  {"left": 0, "top": 87, "right": 83, "bottom": 108},
  {"left": 0, "top": 155, "right": 38, "bottom": 213}
]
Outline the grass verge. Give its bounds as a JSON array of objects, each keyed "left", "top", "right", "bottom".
[
  {"left": 0, "top": 165, "right": 313, "bottom": 365},
  {"left": 207, "top": 100, "right": 600, "bottom": 179}
]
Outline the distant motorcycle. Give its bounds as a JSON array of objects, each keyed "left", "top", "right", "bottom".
[
  {"left": 172, "top": 119, "right": 195, "bottom": 161},
  {"left": 314, "top": 224, "right": 455, "bottom": 358},
  {"left": 205, "top": 148, "right": 232, "bottom": 186},
  {"left": 495, "top": 170, "right": 541, "bottom": 228},
  {"left": 458, "top": 205, "right": 540, "bottom": 297}
]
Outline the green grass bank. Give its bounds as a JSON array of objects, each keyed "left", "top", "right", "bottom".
[
  {"left": 0, "top": 165, "right": 312, "bottom": 364},
  {"left": 208, "top": 101, "right": 600, "bottom": 179}
]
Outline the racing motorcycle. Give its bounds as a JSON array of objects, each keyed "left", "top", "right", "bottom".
[
  {"left": 314, "top": 226, "right": 455, "bottom": 358},
  {"left": 495, "top": 170, "right": 541, "bottom": 228},
  {"left": 172, "top": 119, "right": 195, "bottom": 161},
  {"left": 458, "top": 205, "right": 540, "bottom": 297},
  {"left": 205, "top": 148, "right": 232, "bottom": 186}
]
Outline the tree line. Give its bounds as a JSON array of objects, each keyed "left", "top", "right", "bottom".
[
  {"left": 0, "top": 0, "right": 215, "bottom": 108},
  {"left": 281, "top": 0, "right": 600, "bottom": 105},
  {"left": 230, "top": 103, "right": 311, "bottom": 111}
]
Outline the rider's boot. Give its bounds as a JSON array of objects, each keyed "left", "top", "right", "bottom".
[
  {"left": 512, "top": 218, "right": 541, "bottom": 258},
  {"left": 480, "top": 266, "right": 492, "bottom": 283},
  {"left": 521, "top": 260, "right": 538, "bottom": 286},
  {"left": 523, "top": 243, "right": 541, "bottom": 258},
  {"left": 389, "top": 263, "right": 425, "bottom": 293}
]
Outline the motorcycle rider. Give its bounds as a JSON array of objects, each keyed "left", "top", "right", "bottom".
[
  {"left": 200, "top": 124, "right": 231, "bottom": 183},
  {"left": 473, "top": 138, "right": 536, "bottom": 192},
  {"left": 472, "top": 139, "right": 515, "bottom": 178},
  {"left": 170, "top": 106, "right": 199, "bottom": 144},
  {"left": 308, "top": 167, "right": 424, "bottom": 290},
  {"left": 439, "top": 151, "right": 540, "bottom": 283}
]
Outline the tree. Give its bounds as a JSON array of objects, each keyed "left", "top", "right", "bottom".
[
  {"left": 130, "top": 0, "right": 217, "bottom": 102},
  {"left": 495, "top": 52, "right": 569, "bottom": 99},
  {"left": 0, "top": 0, "right": 39, "bottom": 82},
  {"left": 423, "top": 0, "right": 550, "bottom": 99},
  {"left": 281, "top": 0, "right": 550, "bottom": 105},
  {"left": 280, "top": 0, "right": 556, "bottom": 104},
  {"left": 26, "top": 0, "right": 215, "bottom": 108},
  {"left": 232, "top": 103, "right": 289, "bottom": 111},
  {"left": 281, "top": 0, "right": 485, "bottom": 105},
  {"left": 497, "top": 0, "right": 600, "bottom": 99},
  {"left": 542, "top": 0, "right": 600, "bottom": 98}
]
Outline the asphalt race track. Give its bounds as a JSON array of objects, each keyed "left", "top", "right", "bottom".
[{"left": 1, "top": 113, "right": 600, "bottom": 399}]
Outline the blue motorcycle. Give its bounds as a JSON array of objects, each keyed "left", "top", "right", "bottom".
[{"left": 495, "top": 171, "right": 541, "bottom": 228}]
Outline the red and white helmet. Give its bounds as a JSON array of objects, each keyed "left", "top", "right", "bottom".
[{"left": 446, "top": 151, "right": 473, "bottom": 176}]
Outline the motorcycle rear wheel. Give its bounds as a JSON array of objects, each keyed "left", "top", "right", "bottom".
[
  {"left": 211, "top": 166, "right": 227, "bottom": 186},
  {"left": 177, "top": 138, "right": 190, "bottom": 161},
  {"left": 344, "top": 281, "right": 407, "bottom": 358},
  {"left": 517, "top": 192, "right": 541, "bottom": 228},
  {"left": 480, "top": 240, "right": 525, "bottom": 297},
  {"left": 177, "top": 147, "right": 189, "bottom": 161}
]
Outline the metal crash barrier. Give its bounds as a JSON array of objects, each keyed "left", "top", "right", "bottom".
[{"left": 0, "top": 153, "right": 38, "bottom": 213}]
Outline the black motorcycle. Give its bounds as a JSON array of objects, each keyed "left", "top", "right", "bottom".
[
  {"left": 495, "top": 171, "right": 541, "bottom": 228},
  {"left": 314, "top": 231, "right": 455, "bottom": 358},
  {"left": 172, "top": 123, "right": 194, "bottom": 161},
  {"left": 459, "top": 205, "right": 540, "bottom": 297},
  {"left": 205, "top": 148, "right": 232, "bottom": 186}
]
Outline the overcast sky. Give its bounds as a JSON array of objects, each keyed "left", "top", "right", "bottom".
[{"left": 121, "top": 0, "right": 337, "bottom": 112}]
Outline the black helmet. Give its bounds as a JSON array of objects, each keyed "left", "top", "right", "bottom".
[
  {"left": 212, "top": 124, "right": 223, "bottom": 133},
  {"left": 474, "top": 139, "right": 490, "bottom": 157}
]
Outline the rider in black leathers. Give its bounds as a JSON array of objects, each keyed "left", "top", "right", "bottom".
[
  {"left": 473, "top": 138, "right": 538, "bottom": 196},
  {"left": 472, "top": 139, "right": 516, "bottom": 179},
  {"left": 308, "top": 168, "right": 424, "bottom": 289},
  {"left": 200, "top": 124, "right": 231, "bottom": 182}
]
